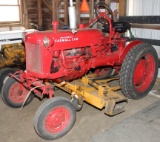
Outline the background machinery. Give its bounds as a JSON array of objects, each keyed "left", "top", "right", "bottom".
[{"left": 0, "top": 29, "right": 35, "bottom": 91}]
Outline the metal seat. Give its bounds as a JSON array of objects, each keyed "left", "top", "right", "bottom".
[{"left": 102, "top": 21, "right": 131, "bottom": 33}]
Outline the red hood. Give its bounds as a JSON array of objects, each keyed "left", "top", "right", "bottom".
[{"left": 25, "top": 28, "right": 104, "bottom": 50}]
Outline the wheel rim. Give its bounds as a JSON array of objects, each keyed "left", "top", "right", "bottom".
[
  {"left": 133, "top": 54, "right": 155, "bottom": 92},
  {"left": 9, "top": 82, "right": 29, "bottom": 103},
  {"left": 45, "top": 106, "right": 70, "bottom": 134},
  {"left": 3, "top": 76, "right": 9, "bottom": 84}
]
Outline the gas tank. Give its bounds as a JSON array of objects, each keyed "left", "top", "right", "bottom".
[{"left": 25, "top": 28, "right": 104, "bottom": 50}]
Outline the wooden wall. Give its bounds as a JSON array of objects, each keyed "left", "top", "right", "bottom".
[
  {"left": 0, "top": 0, "right": 126, "bottom": 30},
  {"left": 23, "top": 0, "right": 52, "bottom": 30}
]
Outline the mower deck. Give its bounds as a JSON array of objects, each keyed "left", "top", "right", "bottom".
[{"left": 55, "top": 74, "right": 128, "bottom": 116}]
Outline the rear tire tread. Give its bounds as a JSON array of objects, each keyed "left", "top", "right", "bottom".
[{"left": 120, "top": 43, "right": 158, "bottom": 99}]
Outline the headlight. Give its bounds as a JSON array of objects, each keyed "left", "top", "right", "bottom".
[{"left": 43, "top": 36, "right": 50, "bottom": 48}]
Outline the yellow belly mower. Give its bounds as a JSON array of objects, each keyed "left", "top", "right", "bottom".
[{"left": 55, "top": 73, "right": 128, "bottom": 116}]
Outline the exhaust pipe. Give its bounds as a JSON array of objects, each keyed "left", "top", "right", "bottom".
[{"left": 68, "top": 0, "right": 77, "bottom": 30}]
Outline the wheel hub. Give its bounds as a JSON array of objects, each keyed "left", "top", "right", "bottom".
[
  {"left": 45, "top": 107, "right": 70, "bottom": 133},
  {"left": 133, "top": 54, "right": 155, "bottom": 92},
  {"left": 9, "top": 82, "right": 28, "bottom": 103}
]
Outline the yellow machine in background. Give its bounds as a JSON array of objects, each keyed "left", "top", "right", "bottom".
[
  {"left": 0, "top": 29, "right": 35, "bottom": 91},
  {"left": 0, "top": 43, "right": 25, "bottom": 68}
]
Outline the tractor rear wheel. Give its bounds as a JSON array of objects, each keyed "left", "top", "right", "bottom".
[
  {"left": 120, "top": 43, "right": 158, "bottom": 99},
  {"left": 0, "top": 68, "right": 16, "bottom": 91},
  {"left": 34, "top": 97, "right": 76, "bottom": 140},
  {"left": 1, "top": 77, "right": 34, "bottom": 108}
]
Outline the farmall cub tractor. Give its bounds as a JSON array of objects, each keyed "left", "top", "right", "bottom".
[{"left": 1, "top": 2, "right": 158, "bottom": 140}]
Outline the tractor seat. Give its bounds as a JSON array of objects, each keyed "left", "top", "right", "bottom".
[{"left": 102, "top": 21, "right": 131, "bottom": 33}]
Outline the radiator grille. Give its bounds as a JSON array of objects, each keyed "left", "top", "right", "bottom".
[{"left": 26, "top": 43, "right": 43, "bottom": 73}]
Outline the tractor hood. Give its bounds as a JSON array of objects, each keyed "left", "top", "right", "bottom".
[{"left": 25, "top": 28, "right": 104, "bottom": 50}]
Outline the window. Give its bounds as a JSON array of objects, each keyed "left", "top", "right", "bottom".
[{"left": 0, "top": 0, "right": 21, "bottom": 23}]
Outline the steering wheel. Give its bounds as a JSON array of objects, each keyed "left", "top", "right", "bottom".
[{"left": 95, "top": 2, "right": 113, "bottom": 24}]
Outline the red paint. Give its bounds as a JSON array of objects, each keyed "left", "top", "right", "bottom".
[
  {"left": 9, "top": 82, "right": 29, "bottom": 104},
  {"left": 133, "top": 54, "right": 155, "bottom": 92},
  {"left": 120, "top": 40, "right": 142, "bottom": 61},
  {"left": 11, "top": 11, "right": 144, "bottom": 97},
  {"left": 44, "top": 106, "right": 70, "bottom": 133}
]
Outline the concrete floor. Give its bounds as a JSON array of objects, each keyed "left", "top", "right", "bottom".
[
  {"left": 92, "top": 99, "right": 160, "bottom": 142},
  {"left": 0, "top": 80, "right": 160, "bottom": 142}
]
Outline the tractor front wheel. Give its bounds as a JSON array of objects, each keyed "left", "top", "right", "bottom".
[
  {"left": 120, "top": 43, "right": 158, "bottom": 99},
  {"left": 0, "top": 68, "right": 17, "bottom": 91},
  {"left": 1, "top": 77, "right": 34, "bottom": 108},
  {"left": 34, "top": 97, "right": 76, "bottom": 140}
]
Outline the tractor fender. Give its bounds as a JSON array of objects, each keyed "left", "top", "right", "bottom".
[{"left": 120, "top": 40, "right": 143, "bottom": 61}]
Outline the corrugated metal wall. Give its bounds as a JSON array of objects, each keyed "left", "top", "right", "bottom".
[{"left": 127, "top": 0, "right": 160, "bottom": 77}]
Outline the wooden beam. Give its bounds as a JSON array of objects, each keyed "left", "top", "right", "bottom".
[
  {"left": 23, "top": 0, "right": 29, "bottom": 28},
  {"left": 64, "top": 0, "right": 69, "bottom": 25},
  {"left": 89, "top": 0, "right": 94, "bottom": 21},
  {"left": 56, "top": 0, "right": 62, "bottom": 6},
  {"left": 105, "top": 0, "right": 111, "bottom": 5},
  {"left": 131, "top": 24, "right": 160, "bottom": 30},
  {"left": 0, "top": 23, "right": 21, "bottom": 27},
  {"left": 76, "top": 0, "right": 80, "bottom": 25},
  {"left": 42, "top": 0, "right": 52, "bottom": 12},
  {"left": 52, "top": 0, "right": 56, "bottom": 21},
  {"left": 19, "top": 0, "right": 23, "bottom": 25},
  {"left": 119, "top": 0, "right": 126, "bottom": 16},
  {"left": 56, "top": 0, "right": 62, "bottom": 24},
  {"left": 52, "top": 0, "right": 62, "bottom": 23},
  {"left": 38, "top": 0, "right": 42, "bottom": 28}
]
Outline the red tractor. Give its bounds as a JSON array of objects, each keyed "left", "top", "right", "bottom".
[{"left": 1, "top": 2, "right": 158, "bottom": 140}]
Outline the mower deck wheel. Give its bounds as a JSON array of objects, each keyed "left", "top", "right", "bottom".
[{"left": 71, "top": 96, "right": 83, "bottom": 111}]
